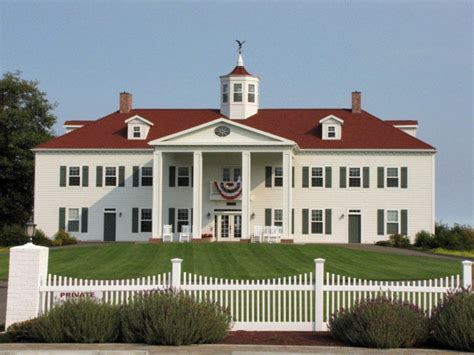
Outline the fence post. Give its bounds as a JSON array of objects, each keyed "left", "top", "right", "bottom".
[
  {"left": 314, "top": 258, "right": 325, "bottom": 331},
  {"left": 462, "top": 260, "right": 472, "bottom": 289},
  {"left": 171, "top": 258, "right": 183, "bottom": 289},
  {"left": 5, "top": 243, "right": 49, "bottom": 329}
]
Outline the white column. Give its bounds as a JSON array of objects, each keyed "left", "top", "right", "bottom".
[
  {"left": 152, "top": 150, "right": 163, "bottom": 239},
  {"left": 241, "top": 151, "right": 251, "bottom": 238},
  {"left": 6, "top": 243, "right": 49, "bottom": 328},
  {"left": 462, "top": 260, "right": 472, "bottom": 289},
  {"left": 282, "top": 150, "right": 293, "bottom": 238},
  {"left": 314, "top": 258, "right": 325, "bottom": 331},
  {"left": 192, "top": 151, "right": 203, "bottom": 239},
  {"left": 171, "top": 258, "right": 182, "bottom": 289}
]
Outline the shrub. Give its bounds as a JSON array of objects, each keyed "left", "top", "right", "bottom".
[
  {"left": 120, "top": 289, "right": 231, "bottom": 345},
  {"left": 389, "top": 234, "right": 411, "bottom": 248},
  {"left": 374, "top": 240, "right": 392, "bottom": 247},
  {"left": 414, "top": 230, "right": 435, "bottom": 249},
  {"left": 32, "top": 229, "right": 53, "bottom": 247},
  {"left": 6, "top": 318, "right": 42, "bottom": 342},
  {"left": 0, "top": 224, "right": 29, "bottom": 247},
  {"left": 431, "top": 289, "right": 474, "bottom": 352},
  {"left": 433, "top": 223, "right": 473, "bottom": 251},
  {"left": 53, "top": 229, "right": 78, "bottom": 246},
  {"left": 328, "top": 295, "right": 429, "bottom": 348}
]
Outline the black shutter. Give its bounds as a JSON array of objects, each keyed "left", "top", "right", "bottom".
[
  {"left": 325, "top": 209, "right": 332, "bottom": 235},
  {"left": 292, "top": 166, "right": 295, "bottom": 188},
  {"left": 168, "top": 208, "right": 176, "bottom": 232},
  {"left": 265, "top": 208, "right": 272, "bottom": 226},
  {"left": 96, "top": 166, "right": 103, "bottom": 187},
  {"left": 169, "top": 166, "right": 176, "bottom": 187},
  {"left": 363, "top": 167, "right": 370, "bottom": 188},
  {"left": 133, "top": 166, "right": 139, "bottom": 187},
  {"left": 191, "top": 166, "right": 194, "bottom": 187},
  {"left": 60, "top": 166, "right": 66, "bottom": 187},
  {"left": 302, "top": 209, "right": 309, "bottom": 235},
  {"left": 291, "top": 208, "right": 295, "bottom": 234},
  {"left": 132, "top": 208, "right": 139, "bottom": 233},
  {"left": 340, "top": 167, "right": 347, "bottom": 188},
  {"left": 59, "top": 207, "right": 66, "bottom": 231},
  {"left": 265, "top": 167, "right": 272, "bottom": 187},
  {"left": 119, "top": 166, "right": 125, "bottom": 187},
  {"left": 401, "top": 167, "right": 408, "bottom": 188},
  {"left": 81, "top": 207, "right": 88, "bottom": 233},
  {"left": 401, "top": 210, "right": 408, "bottom": 235},
  {"left": 325, "top": 167, "right": 332, "bottom": 188},
  {"left": 377, "top": 209, "right": 384, "bottom": 235},
  {"left": 377, "top": 167, "right": 384, "bottom": 188},
  {"left": 302, "top": 166, "right": 309, "bottom": 188},
  {"left": 82, "top": 166, "right": 89, "bottom": 187}
]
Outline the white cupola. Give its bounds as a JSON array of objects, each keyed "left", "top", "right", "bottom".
[{"left": 220, "top": 46, "right": 260, "bottom": 120}]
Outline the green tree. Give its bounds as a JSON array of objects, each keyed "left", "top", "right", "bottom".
[{"left": 0, "top": 71, "right": 56, "bottom": 228}]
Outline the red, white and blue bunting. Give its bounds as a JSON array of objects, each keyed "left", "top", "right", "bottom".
[{"left": 214, "top": 181, "right": 242, "bottom": 200}]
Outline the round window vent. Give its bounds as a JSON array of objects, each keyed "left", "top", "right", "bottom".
[{"left": 214, "top": 125, "right": 231, "bottom": 137}]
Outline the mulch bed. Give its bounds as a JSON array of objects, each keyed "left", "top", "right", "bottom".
[{"left": 220, "top": 331, "right": 345, "bottom": 346}]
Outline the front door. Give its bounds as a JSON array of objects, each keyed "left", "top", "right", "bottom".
[
  {"left": 215, "top": 214, "right": 242, "bottom": 241},
  {"left": 104, "top": 210, "right": 116, "bottom": 241},
  {"left": 348, "top": 214, "right": 361, "bottom": 243}
]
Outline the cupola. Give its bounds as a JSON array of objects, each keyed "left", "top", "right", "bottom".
[{"left": 220, "top": 42, "right": 260, "bottom": 120}]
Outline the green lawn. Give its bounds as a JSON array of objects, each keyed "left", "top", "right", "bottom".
[{"left": 0, "top": 243, "right": 464, "bottom": 281}]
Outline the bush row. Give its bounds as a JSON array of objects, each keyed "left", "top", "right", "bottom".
[
  {"left": 0, "top": 225, "right": 77, "bottom": 247},
  {"left": 415, "top": 224, "right": 473, "bottom": 251},
  {"left": 329, "top": 289, "right": 473, "bottom": 351},
  {"left": 5, "top": 289, "right": 231, "bottom": 345}
]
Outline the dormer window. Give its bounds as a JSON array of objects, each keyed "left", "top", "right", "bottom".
[
  {"left": 319, "top": 115, "right": 344, "bottom": 140},
  {"left": 125, "top": 115, "right": 154, "bottom": 140},
  {"left": 248, "top": 84, "right": 255, "bottom": 103},
  {"left": 222, "top": 84, "right": 228, "bottom": 103},
  {"left": 133, "top": 126, "right": 141, "bottom": 138},
  {"left": 233, "top": 83, "right": 243, "bottom": 102},
  {"left": 328, "top": 126, "right": 336, "bottom": 138}
]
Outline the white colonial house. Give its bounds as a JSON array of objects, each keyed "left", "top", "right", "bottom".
[{"left": 33, "top": 52, "right": 436, "bottom": 244}]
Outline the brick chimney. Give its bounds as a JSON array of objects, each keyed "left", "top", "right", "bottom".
[
  {"left": 120, "top": 92, "right": 132, "bottom": 114},
  {"left": 351, "top": 91, "right": 361, "bottom": 114}
]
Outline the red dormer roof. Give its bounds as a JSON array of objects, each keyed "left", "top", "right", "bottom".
[{"left": 227, "top": 66, "right": 253, "bottom": 76}]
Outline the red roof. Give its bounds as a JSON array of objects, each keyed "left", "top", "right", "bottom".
[
  {"left": 64, "top": 120, "right": 94, "bottom": 126},
  {"left": 385, "top": 120, "right": 418, "bottom": 126},
  {"left": 36, "top": 109, "right": 435, "bottom": 150},
  {"left": 227, "top": 66, "right": 253, "bottom": 76}
]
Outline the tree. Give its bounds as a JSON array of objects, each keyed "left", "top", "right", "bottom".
[{"left": 0, "top": 71, "right": 56, "bottom": 228}]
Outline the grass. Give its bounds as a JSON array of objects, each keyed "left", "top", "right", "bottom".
[
  {"left": 430, "top": 248, "right": 474, "bottom": 259},
  {"left": 0, "top": 243, "right": 464, "bottom": 281}
]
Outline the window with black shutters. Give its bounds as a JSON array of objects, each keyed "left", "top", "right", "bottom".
[
  {"left": 68, "top": 166, "right": 81, "bottom": 186},
  {"left": 274, "top": 167, "right": 283, "bottom": 187},
  {"left": 141, "top": 167, "right": 153, "bottom": 186},
  {"left": 141, "top": 208, "right": 152, "bottom": 232},
  {"left": 348, "top": 167, "right": 361, "bottom": 187},
  {"left": 386, "top": 167, "right": 399, "bottom": 187},
  {"left": 67, "top": 208, "right": 80, "bottom": 232},
  {"left": 311, "top": 209, "right": 323, "bottom": 234},
  {"left": 105, "top": 167, "right": 117, "bottom": 186},
  {"left": 311, "top": 167, "right": 323, "bottom": 187},
  {"left": 176, "top": 209, "right": 190, "bottom": 232}
]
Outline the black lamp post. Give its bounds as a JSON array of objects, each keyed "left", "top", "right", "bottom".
[{"left": 25, "top": 218, "right": 36, "bottom": 243}]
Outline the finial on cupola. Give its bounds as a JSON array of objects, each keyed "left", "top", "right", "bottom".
[{"left": 235, "top": 40, "right": 246, "bottom": 66}]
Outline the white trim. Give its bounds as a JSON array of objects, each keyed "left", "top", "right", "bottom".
[
  {"left": 124, "top": 115, "right": 154, "bottom": 126},
  {"left": 319, "top": 115, "right": 344, "bottom": 124},
  {"left": 393, "top": 125, "right": 418, "bottom": 129}
]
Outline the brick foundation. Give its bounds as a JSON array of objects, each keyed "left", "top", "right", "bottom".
[
  {"left": 280, "top": 239, "right": 294, "bottom": 244},
  {"left": 148, "top": 238, "right": 163, "bottom": 243}
]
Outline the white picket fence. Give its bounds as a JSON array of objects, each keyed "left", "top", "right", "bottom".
[{"left": 37, "top": 258, "right": 473, "bottom": 331}]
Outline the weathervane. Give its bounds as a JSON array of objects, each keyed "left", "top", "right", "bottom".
[{"left": 235, "top": 40, "right": 246, "bottom": 54}]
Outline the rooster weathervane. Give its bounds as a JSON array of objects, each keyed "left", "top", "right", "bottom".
[{"left": 235, "top": 40, "right": 246, "bottom": 54}]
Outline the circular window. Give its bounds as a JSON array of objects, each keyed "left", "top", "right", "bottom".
[{"left": 214, "top": 125, "right": 231, "bottom": 137}]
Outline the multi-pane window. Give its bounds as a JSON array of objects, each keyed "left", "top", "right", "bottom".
[
  {"left": 233, "top": 83, "right": 243, "bottom": 102},
  {"left": 348, "top": 168, "right": 361, "bottom": 187},
  {"left": 223, "top": 168, "right": 241, "bottom": 182},
  {"left": 222, "top": 84, "right": 228, "bottom": 103},
  {"left": 133, "top": 126, "right": 141, "bottom": 138},
  {"left": 67, "top": 208, "right": 80, "bottom": 232},
  {"left": 328, "top": 126, "right": 336, "bottom": 138},
  {"left": 311, "top": 167, "right": 324, "bottom": 187},
  {"left": 223, "top": 168, "right": 231, "bottom": 182},
  {"left": 68, "top": 166, "right": 81, "bottom": 186},
  {"left": 386, "top": 168, "right": 399, "bottom": 187},
  {"left": 141, "top": 167, "right": 152, "bottom": 186},
  {"left": 274, "top": 167, "right": 283, "bottom": 187},
  {"left": 177, "top": 208, "right": 189, "bottom": 233},
  {"left": 274, "top": 209, "right": 283, "bottom": 227},
  {"left": 141, "top": 208, "right": 152, "bottom": 232},
  {"left": 105, "top": 167, "right": 117, "bottom": 186},
  {"left": 387, "top": 210, "right": 399, "bottom": 235},
  {"left": 311, "top": 209, "right": 323, "bottom": 234},
  {"left": 177, "top": 167, "right": 190, "bottom": 187},
  {"left": 248, "top": 84, "right": 255, "bottom": 102},
  {"left": 234, "top": 168, "right": 241, "bottom": 182}
]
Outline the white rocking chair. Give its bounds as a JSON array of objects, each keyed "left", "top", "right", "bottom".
[
  {"left": 179, "top": 225, "right": 191, "bottom": 243},
  {"left": 252, "top": 225, "right": 264, "bottom": 243},
  {"left": 268, "top": 226, "right": 281, "bottom": 244},
  {"left": 262, "top": 226, "right": 271, "bottom": 243},
  {"left": 162, "top": 225, "right": 173, "bottom": 243}
]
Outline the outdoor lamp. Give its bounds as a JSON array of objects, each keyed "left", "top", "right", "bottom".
[{"left": 25, "top": 218, "right": 37, "bottom": 242}]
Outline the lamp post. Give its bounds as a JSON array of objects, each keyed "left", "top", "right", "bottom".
[{"left": 25, "top": 218, "right": 36, "bottom": 243}]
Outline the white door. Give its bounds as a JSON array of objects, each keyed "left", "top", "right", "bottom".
[{"left": 215, "top": 214, "right": 242, "bottom": 241}]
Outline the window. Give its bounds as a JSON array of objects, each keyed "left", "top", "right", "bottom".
[
  {"left": 274, "top": 167, "right": 283, "bottom": 187},
  {"left": 311, "top": 209, "right": 323, "bottom": 234},
  {"left": 223, "top": 168, "right": 231, "bottom": 182},
  {"left": 222, "top": 84, "right": 228, "bottom": 103},
  {"left": 386, "top": 168, "right": 399, "bottom": 187},
  {"left": 68, "top": 166, "right": 81, "bottom": 186},
  {"left": 274, "top": 209, "right": 283, "bottom": 227},
  {"left": 141, "top": 208, "right": 152, "bottom": 232},
  {"left": 177, "top": 208, "right": 190, "bottom": 232},
  {"left": 105, "top": 167, "right": 117, "bottom": 186},
  {"left": 234, "top": 168, "right": 241, "bottom": 182},
  {"left": 141, "top": 167, "right": 152, "bottom": 186},
  {"left": 311, "top": 167, "right": 324, "bottom": 187},
  {"left": 233, "top": 83, "right": 242, "bottom": 102},
  {"left": 248, "top": 84, "right": 255, "bottom": 102},
  {"left": 177, "top": 167, "right": 190, "bottom": 187},
  {"left": 328, "top": 126, "right": 336, "bottom": 138},
  {"left": 133, "top": 126, "right": 141, "bottom": 138},
  {"left": 67, "top": 208, "right": 80, "bottom": 232},
  {"left": 387, "top": 210, "right": 399, "bottom": 234},
  {"left": 348, "top": 167, "right": 361, "bottom": 187},
  {"left": 223, "top": 167, "right": 241, "bottom": 182}
]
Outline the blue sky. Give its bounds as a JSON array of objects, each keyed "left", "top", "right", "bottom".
[{"left": 1, "top": 0, "right": 472, "bottom": 225}]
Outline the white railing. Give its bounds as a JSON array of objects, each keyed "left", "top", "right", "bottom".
[{"left": 34, "top": 258, "right": 473, "bottom": 332}]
